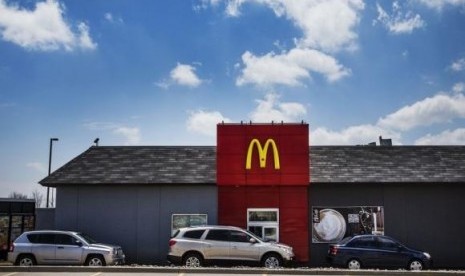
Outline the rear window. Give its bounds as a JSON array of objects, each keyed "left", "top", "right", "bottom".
[
  {"left": 182, "top": 230, "right": 205, "bottom": 239},
  {"left": 171, "top": 230, "right": 180, "bottom": 238},
  {"left": 27, "top": 233, "right": 55, "bottom": 244}
]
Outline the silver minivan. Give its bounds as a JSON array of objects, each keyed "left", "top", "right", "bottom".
[
  {"left": 8, "top": 230, "right": 125, "bottom": 266},
  {"left": 168, "top": 225, "right": 294, "bottom": 268}
]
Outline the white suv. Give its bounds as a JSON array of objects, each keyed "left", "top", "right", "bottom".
[
  {"left": 8, "top": 230, "right": 125, "bottom": 266},
  {"left": 168, "top": 225, "right": 294, "bottom": 268}
]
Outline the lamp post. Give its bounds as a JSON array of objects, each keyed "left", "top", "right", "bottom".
[{"left": 46, "top": 138, "right": 59, "bottom": 208}]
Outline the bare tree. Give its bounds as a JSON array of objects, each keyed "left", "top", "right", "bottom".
[
  {"left": 8, "top": 192, "right": 28, "bottom": 199},
  {"left": 31, "top": 189, "right": 44, "bottom": 208}
]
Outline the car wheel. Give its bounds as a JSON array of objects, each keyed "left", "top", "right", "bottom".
[
  {"left": 18, "top": 255, "right": 36, "bottom": 266},
  {"left": 86, "top": 255, "right": 105, "bottom": 266},
  {"left": 183, "top": 252, "right": 203, "bottom": 267},
  {"left": 408, "top": 259, "right": 423, "bottom": 271},
  {"left": 347, "top": 258, "right": 361, "bottom": 270},
  {"left": 262, "top": 253, "right": 282, "bottom": 269}
]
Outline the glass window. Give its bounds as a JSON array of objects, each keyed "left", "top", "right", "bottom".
[
  {"left": 27, "top": 234, "right": 40, "bottom": 243},
  {"left": 248, "top": 210, "right": 278, "bottom": 222},
  {"left": 230, "top": 230, "right": 251, "bottom": 243},
  {"left": 247, "top": 208, "right": 279, "bottom": 242},
  {"left": 183, "top": 230, "right": 205, "bottom": 239},
  {"left": 377, "top": 237, "right": 399, "bottom": 250},
  {"left": 205, "top": 229, "right": 229, "bottom": 241},
  {"left": 171, "top": 214, "right": 207, "bottom": 235},
  {"left": 38, "top": 234, "right": 55, "bottom": 244},
  {"left": 55, "top": 234, "right": 77, "bottom": 245}
]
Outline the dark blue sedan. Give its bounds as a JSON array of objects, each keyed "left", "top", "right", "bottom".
[{"left": 327, "top": 235, "right": 432, "bottom": 270}]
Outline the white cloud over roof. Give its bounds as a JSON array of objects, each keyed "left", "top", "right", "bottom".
[{"left": 0, "top": 0, "right": 96, "bottom": 51}]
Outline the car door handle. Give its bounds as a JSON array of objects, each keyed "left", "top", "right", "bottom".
[{"left": 57, "top": 246, "right": 64, "bottom": 249}]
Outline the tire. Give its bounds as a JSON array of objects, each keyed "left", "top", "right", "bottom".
[
  {"left": 17, "top": 255, "right": 36, "bottom": 266},
  {"left": 408, "top": 259, "right": 423, "bottom": 271},
  {"left": 261, "top": 253, "right": 282, "bottom": 269},
  {"left": 85, "top": 255, "right": 106, "bottom": 266},
  {"left": 347, "top": 258, "right": 361, "bottom": 270},
  {"left": 183, "top": 252, "right": 203, "bottom": 267}
]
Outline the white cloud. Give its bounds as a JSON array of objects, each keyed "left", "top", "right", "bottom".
[
  {"left": 226, "top": 0, "right": 364, "bottom": 52},
  {"left": 83, "top": 121, "right": 141, "bottom": 145},
  {"left": 113, "top": 127, "right": 141, "bottom": 145},
  {"left": 311, "top": 124, "right": 401, "bottom": 145},
  {"left": 417, "top": 0, "right": 465, "bottom": 10},
  {"left": 415, "top": 128, "right": 465, "bottom": 145},
  {"left": 236, "top": 48, "right": 350, "bottom": 87},
  {"left": 0, "top": 0, "right": 96, "bottom": 51},
  {"left": 26, "top": 162, "right": 46, "bottom": 173},
  {"left": 453, "top": 82, "right": 465, "bottom": 94},
  {"left": 249, "top": 93, "right": 307, "bottom": 122},
  {"left": 374, "top": 2, "right": 425, "bottom": 34},
  {"left": 170, "top": 63, "right": 203, "bottom": 88},
  {"left": 104, "top": 12, "right": 123, "bottom": 24},
  {"left": 377, "top": 93, "right": 465, "bottom": 131},
  {"left": 450, "top": 58, "right": 465, "bottom": 72},
  {"left": 187, "top": 110, "right": 231, "bottom": 136}
]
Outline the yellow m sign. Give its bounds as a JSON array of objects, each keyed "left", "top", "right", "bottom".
[{"left": 245, "top": 138, "right": 280, "bottom": 170}]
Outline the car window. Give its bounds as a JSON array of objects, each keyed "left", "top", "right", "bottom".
[
  {"left": 27, "top": 233, "right": 40, "bottom": 243},
  {"left": 348, "top": 236, "right": 377, "bottom": 248},
  {"left": 38, "top": 234, "right": 55, "bottom": 244},
  {"left": 229, "top": 230, "right": 251, "bottom": 243},
  {"left": 205, "top": 229, "right": 230, "bottom": 241},
  {"left": 55, "top": 234, "right": 79, "bottom": 245},
  {"left": 183, "top": 230, "right": 205, "bottom": 239},
  {"left": 377, "top": 236, "right": 399, "bottom": 250}
]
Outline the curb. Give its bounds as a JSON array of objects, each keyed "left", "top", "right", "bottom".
[{"left": 0, "top": 266, "right": 465, "bottom": 275}]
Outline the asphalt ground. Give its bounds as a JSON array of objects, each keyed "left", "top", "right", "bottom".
[{"left": 1, "top": 264, "right": 465, "bottom": 276}]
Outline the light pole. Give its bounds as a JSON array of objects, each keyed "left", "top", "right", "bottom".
[{"left": 46, "top": 138, "right": 59, "bottom": 208}]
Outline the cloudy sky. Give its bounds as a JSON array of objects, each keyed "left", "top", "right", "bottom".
[{"left": 1, "top": 0, "right": 465, "bottom": 198}]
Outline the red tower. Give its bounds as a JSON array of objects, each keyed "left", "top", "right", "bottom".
[{"left": 217, "top": 123, "right": 310, "bottom": 262}]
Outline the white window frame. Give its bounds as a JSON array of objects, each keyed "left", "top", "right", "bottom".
[
  {"left": 171, "top": 214, "right": 207, "bottom": 235},
  {"left": 247, "top": 208, "right": 279, "bottom": 242}
]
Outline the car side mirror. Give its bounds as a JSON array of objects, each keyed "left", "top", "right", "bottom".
[
  {"left": 249, "top": 238, "right": 257, "bottom": 244},
  {"left": 75, "top": 240, "right": 83, "bottom": 247}
]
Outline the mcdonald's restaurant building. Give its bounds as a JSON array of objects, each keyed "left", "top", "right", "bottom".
[{"left": 40, "top": 123, "right": 465, "bottom": 268}]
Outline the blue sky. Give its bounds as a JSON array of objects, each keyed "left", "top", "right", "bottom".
[{"left": 1, "top": 0, "right": 465, "bottom": 199}]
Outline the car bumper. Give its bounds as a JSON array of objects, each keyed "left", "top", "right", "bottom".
[
  {"left": 104, "top": 254, "right": 126, "bottom": 265},
  {"left": 167, "top": 254, "right": 182, "bottom": 265}
]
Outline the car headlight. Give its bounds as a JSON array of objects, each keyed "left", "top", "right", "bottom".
[{"left": 423, "top": 252, "right": 431, "bottom": 259}]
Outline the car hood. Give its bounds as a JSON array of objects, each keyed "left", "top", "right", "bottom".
[
  {"left": 88, "top": 243, "right": 121, "bottom": 250},
  {"left": 264, "top": 242, "right": 293, "bottom": 251}
]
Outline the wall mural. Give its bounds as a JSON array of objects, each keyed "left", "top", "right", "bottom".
[{"left": 312, "top": 206, "right": 384, "bottom": 243}]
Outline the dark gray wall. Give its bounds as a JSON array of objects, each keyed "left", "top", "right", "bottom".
[
  {"left": 55, "top": 184, "right": 217, "bottom": 264},
  {"left": 309, "top": 182, "right": 465, "bottom": 269},
  {"left": 35, "top": 208, "right": 55, "bottom": 230}
]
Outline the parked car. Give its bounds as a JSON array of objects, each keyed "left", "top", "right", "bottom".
[
  {"left": 8, "top": 230, "right": 125, "bottom": 266},
  {"left": 327, "top": 234, "right": 432, "bottom": 270},
  {"left": 168, "top": 225, "right": 294, "bottom": 268}
]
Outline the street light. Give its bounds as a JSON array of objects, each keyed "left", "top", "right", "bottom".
[{"left": 46, "top": 138, "right": 59, "bottom": 208}]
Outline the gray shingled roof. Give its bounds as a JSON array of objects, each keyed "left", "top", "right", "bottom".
[
  {"left": 40, "top": 146, "right": 217, "bottom": 186},
  {"left": 310, "top": 146, "right": 465, "bottom": 183},
  {"left": 40, "top": 145, "right": 465, "bottom": 186}
]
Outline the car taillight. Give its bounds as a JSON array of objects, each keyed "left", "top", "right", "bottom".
[
  {"left": 168, "top": 239, "right": 176, "bottom": 247},
  {"left": 9, "top": 243, "right": 14, "bottom": 252},
  {"left": 329, "top": 246, "right": 338, "bottom": 255}
]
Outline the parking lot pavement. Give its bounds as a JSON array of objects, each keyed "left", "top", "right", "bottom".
[{"left": 1, "top": 265, "right": 465, "bottom": 275}]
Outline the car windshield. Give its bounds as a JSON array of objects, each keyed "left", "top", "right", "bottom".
[
  {"left": 245, "top": 230, "right": 265, "bottom": 242},
  {"left": 76, "top": 233, "right": 98, "bottom": 244}
]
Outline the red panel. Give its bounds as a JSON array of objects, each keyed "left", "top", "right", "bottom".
[
  {"left": 218, "top": 186, "right": 309, "bottom": 262},
  {"left": 217, "top": 124, "right": 309, "bottom": 186}
]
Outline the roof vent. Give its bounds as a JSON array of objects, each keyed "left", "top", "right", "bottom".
[{"left": 379, "top": 136, "right": 392, "bottom": 146}]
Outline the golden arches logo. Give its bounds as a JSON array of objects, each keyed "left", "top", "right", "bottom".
[{"left": 245, "top": 138, "right": 280, "bottom": 170}]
